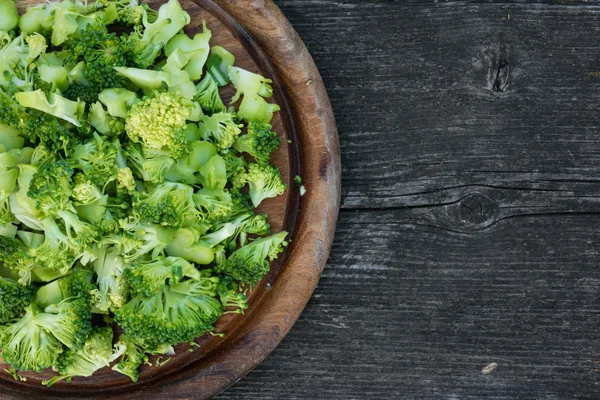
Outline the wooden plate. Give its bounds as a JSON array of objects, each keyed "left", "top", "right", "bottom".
[{"left": 2, "top": 0, "right": 340, "bottom": 398}]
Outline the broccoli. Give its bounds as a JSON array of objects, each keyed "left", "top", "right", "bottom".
[
  {"left": 98, "top": 88, "right": 138, "bottom": 119},
  {"left": 165, "top": 228, "right": 215, "bottom": 265},
  {"left": 0, "top": 0, "right": 18, "bottom": 31},
  {"left": 216, "top": 275, "right": 248, "bottom": 314},
  {"left": 69, "top": 134, "right": 119, "bottom": 188},
  {"left": 194, "top": 73, "right": 226, "bottom": 116},
  {"left": 165, "top": 140, "right": 216, "bottom": 185},
  {"left": 0, "top": 33, "right": 47, "bottom": 93},
  {"left": 0, "top": 0, "right": 288, "bottom": 382},
  {"left": 228, "top": 66, "right": 280, "bottom": 124},
  {"left": 133, "top": 182, "right": 199, "bottom": 228},
  {"left": 102, "top": 0, "right": 158, "bottom": 26},
  {"left": 15, "top": 90, "right": 84, "bottom": 127},
  {"left": 0, "top": 304, "right": 63, "bottom": 372},
  {"left": 112, "top": 334, "right": 172, "bottom": 382},
  {"left": 88, "top": 101, "right": 125, "bottom": 136},
  {"left": 27, "top": 160, "right": 74, "bottom": 217},
  {"left": 164, "top": 21, "right": 212, "bottom": 81},
  {"left": 0, "top": 277, "right": 34, "bottom": 324},
  {"left": 35, "top": 269, "right": 95, "bottom": 309},
  {"left": 118, "top": 221, "right": 174, "bottom": 262},
  {"left": 90, "top": 246, "right": 129, "bottom": 313},
  {"left": 115, "top": 48, "right": 198, "bottom": 100},
  {"left": 216, "top": 231, "right": 288, "bottom": 285},
  {"left": 197, "top": 112, "right": 242, "bottom": 151},
  {"left": 114, "top": 280, "right": 223, "bottom": 346},
  {"left": 125, "top": 0, "right": 191, "bottom": 68},
  {"left": 0, "top": 234, "right": 35, "bottom": 285},
  {"left": 233, "top": 122, "right": 281, "bottom": 165},
  {"left": 124, "top": 142, "right": 174, "bottom": 184},
  {"left": 125, "top": 91, "right": 194, "bottom": 158},
  {"left": 43, "top": 326, "right": 124, "bottom": 386},
  {"left": 193, "top": 188, "right": 232, "bottom": 222},
  {"left": 236, "top": 163, "right": 287, "bottom": 208},
  {"left": 205, "top": 46, "right": 235, "bottom": 87},
  {"left": 124, "top": 256, "right": 201, "bottom": 297},
  {"left": 34, "top": 296, "right": 92, "bottom": 350}
]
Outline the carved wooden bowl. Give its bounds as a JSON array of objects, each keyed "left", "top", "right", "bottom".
[{"left": 2, "top": 0, "right": 340, "bottom": 398}]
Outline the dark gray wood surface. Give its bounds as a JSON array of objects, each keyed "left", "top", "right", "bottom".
[{"left": 219, "top": 1, "right": 600, "bottom": 399}]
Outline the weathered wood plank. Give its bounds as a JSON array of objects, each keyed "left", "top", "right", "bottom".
[
  {"left": 219, "top": 209, "right": 600, "bottom": 399},
  {"left": 219, "top": 0, "right": 600, "bottom": 398},
  {"left": 275, "top": 1, "right": 600, "bottom": 209}
]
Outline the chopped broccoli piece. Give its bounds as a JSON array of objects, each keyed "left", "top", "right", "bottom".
[{"left": 233, "top": 122, "right": 281, "bottom": 165}]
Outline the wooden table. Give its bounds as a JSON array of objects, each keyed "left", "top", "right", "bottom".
[{"left": 219, "top": 1, "right": 600, "bottom": 398}]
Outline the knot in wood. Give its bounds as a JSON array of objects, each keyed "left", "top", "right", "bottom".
[{"left": 459, "top": 194, "right": 497, "bottom": 225}]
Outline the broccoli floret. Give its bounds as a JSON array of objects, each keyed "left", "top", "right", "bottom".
[
  {"left": 164, "top": 21, "right": 212, "bottom": 81},
  {"left": 125, "top": 91, "right": 195, "bottom": 159},
  {"left": 0, "top": 304, "right": 63, "bottom": 372},
  {"left": 227, "top": 67, "right": 280, "bottom": 123},
  {"left": 15, "top": 90, "right": 84, "bottom": 127},
  {"left": 88, "top": 101, "right": 126, "bottom": 136},
  {"left": 0, "top": 277, "right": 34, "bottom": 324},
  {"left": 194, "top": 73, "right": 225, "bottom": 116},
  {"left": 117, "top": 167, "right": 136, "bottom": 192},
  {"left": 216, "top": 231, "right": 288, "bottom": 285},
  {"left": 29, "top": 217, "right": 76, "bottom": 275},
  {"left": 236, "top": 163, "right": 287, "bottom": 208},
  {"left": 43, "top": 326, "right": 124, "bottom": 386},
  {"left": 67, "top": 22, "right": 133, "bottom": 91},
  {"left": 90, "top": 246, "right": 129, "bottom": 313},
  {"left": 114, "top": 280, "right": 223, "bottom": 346},
  {"left": 72, "top": 180, "right": 108, "bottom": 224},
  {"left": 118, "top": 221, "right": 174, "bottom": 263},
  {"left": 133, "top": 182, "right": 199, "bottom": 228},
  {"left": 27, "top": 160, "right": 74, "bottom": 217},
  {"left": 228, "top": 66, "right": 274, "bottom": 103},
  {"left": 124, "top": 142, "right": 174, "bottom": 184},
  {"left": 237, "top": 92, "right": 281, "bottom": 125},
  {"left": 233, "top": 122, "right": 281, "bottom": 165},
  {"left": 33, "top": 296, "right": 92, "bottom": 351},
  {"left": 165, "top": 140, "right": 216, "bottom": 185},
  {"left": 0, "top": 33, "right": 47, "bottom": 93},
  {"left": 69, "top": 134, "right": 119, "bottom": 188},
  {"left": 165, "top": 228, "right": 214, "bottom": 265},
  {"left": 102, "top": 0, "right": 158, "bottom": 26},
  {"left": 216, "top": 275, "right": 248, "bottom": 314},
  {"left": 112, "top": 334, "right": 172, "bottom": 382},
  {"left": 126, "top": 0, "right": 191, "bottom": 68},
  {"left": 198, "top": 112, "right": 242, "bottom": 151},
  {"left": 124, "top": 256, "right": 201, "bottom": 297},
  {"left": 35, "top": 269, "right": 95, "bottom": 309},
  {"left": 98, "top": 88, "right": 138, "bottom": 119},
  {"left": 192, "top": 188, "right": 232, "bottom": 222}
]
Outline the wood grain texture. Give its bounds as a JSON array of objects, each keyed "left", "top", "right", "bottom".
[
  {"left": 0, "top": 0, "right": 339, "bottom": 398},
  {"left": 216, "top": 0, "right": 600, "bottom": 399}
]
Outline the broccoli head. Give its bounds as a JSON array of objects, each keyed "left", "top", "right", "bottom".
[
  {"left": 0, "top": 304, "right": 63, "bottom": 372},
  {"left": 125, "top": 91, "right": 194, "bottom": 159},
  {"left": 233, "top": 122, "right": 281, "bottom": 165},
  {"left": 198, "top": 112, "right": 242, "bottom": 151},
  {"left": 124, "top": 256, "right": 201, "bottom": 297},
  {"left": 33, "top": 296, "right": 92, "bottom": 351},
  {"left": 43, "top": 326, "right": 124, "bottom": 386},
  {"left": 216, "top": 231, "right": 288, "bottom": 285},
  {"left": 114, "top": 280, "right": 223, "bottom": 346},
  {"left": 133, "top": 182, "right": 199, "bottom": 228}
]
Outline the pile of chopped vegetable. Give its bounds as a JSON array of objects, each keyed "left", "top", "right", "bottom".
[{"left": 0, "top": 0, "right": 288, "bottom": 385}]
